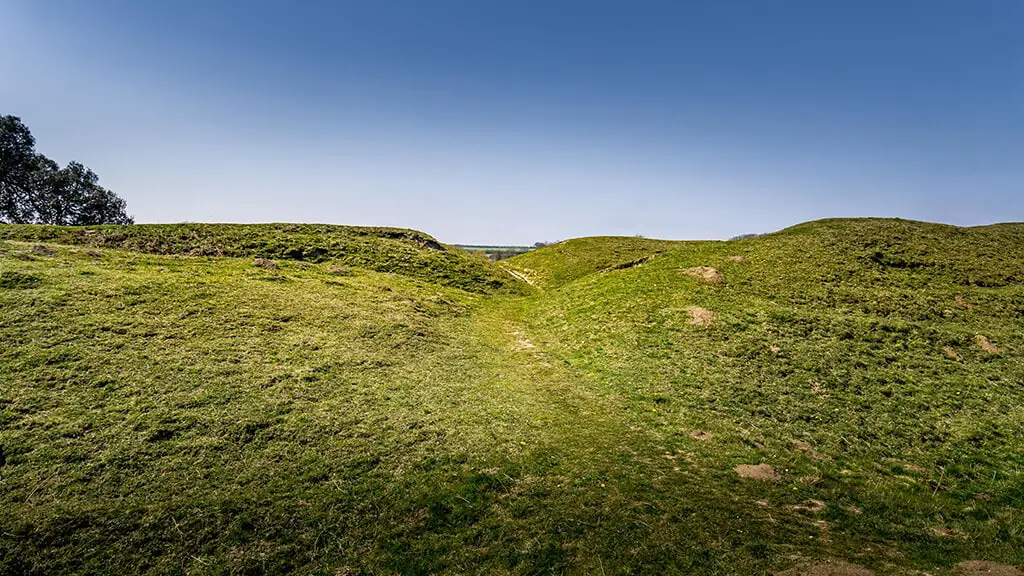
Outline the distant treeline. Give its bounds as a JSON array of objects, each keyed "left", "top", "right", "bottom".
[{"left": 455, "top": 245, "right": 534, "bottom": 262}]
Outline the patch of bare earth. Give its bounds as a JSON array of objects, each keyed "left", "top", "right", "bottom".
[
  {"left": 734, "top": 463, "right": 781, "bottom": 482},
  {"left": 685, "top": 306, "right": 715, "bottom": 326},
  {"left": 727, "top": 255, "right": 749, "bottom": 263},
  {"left": 793, "top": 440, "right": 832, "bottom": 461},
  {"left": 929, "top": 526, "right": 966, "bottom": 538},
  {"left": 943, "top": 346, "right": 964, "bottom": 361},
  {"left": 774, "top": 561, "right": 873, "bottom": 576},
  {"left": 689, "top": 430, "right": 713, "bottom": 441},
  {"left": 955, "top": 295, "right": 974, "bottom": 310},
  {"left": 975, "top": 335, "right": 1002, "bottom": 354},
  {"left": 955, "top": 561, "right": 1024, "bottom": 576},
  {"left": 681, "top": 266, "right": 724, "bottom": 283},
  {"left": 254, "top": 258, "right": 279, "bottom": 270}
]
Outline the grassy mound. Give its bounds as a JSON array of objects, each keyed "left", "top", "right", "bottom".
[
  {"left": 501, "top": 235, "right": 685, "bottom": 289},
  {"left": 0, "top": 223, "right": 523, "bottom": 294},
  {"left": 1, "top": 218, "right": 1022, "bottom": 575}
]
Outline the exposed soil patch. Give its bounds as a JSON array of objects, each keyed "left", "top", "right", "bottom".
[
  {"left": 955, "top": 295, "right": 974, "bottom": 310},
  {"left": 681, "top": 266, "right": 724, "bottom": 283},
  {"left": 955, "top": 561, "right": 1024, "bottom": 576},
  {"left": 734, "top": 463, "right": 781, "bottom": 482},
  {"left": 685, "top": 306, "right": 716, "bottom": 326},
  {"left": 327, "top": 265, "right": 352, "bottom": 276},
  {"left": 689, "top": 430, "right": 713, "bottom": 441},
  {"left": 793, "top": 440, "right": 832, "bottom": 461},
  {"left": 254, "top": 258, "right": 279, "bottom": 270},
  {"left": 774, "top": 561, "right": 872, "bottom": 576},
  {"left": 943, "top": 346, "right": 964, "bottom": 361},
  {"left": 975, "top": 335, "right": 1001, "bottom": 354},
  {"left": 810, "top": 381, "right": 824, "bottom": 394},
  {"left": 727, "top": 255, "right": 749, "bottom": 263},
  {"left": 31, "top": 244, "right": 55, "bottom": 256}
]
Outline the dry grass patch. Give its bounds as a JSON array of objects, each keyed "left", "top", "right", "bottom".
[
  {"left": 689, "top": 430, "right": 713, "bottom": 441},
  {"left": 681, "top": 266, "right": 724, "bottom": 283},
  {"left": 685, "top": 306, "right": 716, "bottom": 326},
  {"left": 974, "top": 335, "right": 1001, "bottom": 354}
]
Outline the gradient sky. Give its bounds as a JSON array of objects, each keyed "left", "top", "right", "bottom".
[{"left": 2, "top": 1, "right": 1021, "bottom": 243}]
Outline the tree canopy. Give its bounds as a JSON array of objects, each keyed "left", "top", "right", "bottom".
[{"left": 0, "top": 115, "right": 132, "bottom": 225}]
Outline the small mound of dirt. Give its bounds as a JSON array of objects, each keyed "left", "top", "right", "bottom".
[
  {"left": 83, "top": 249, "right": 102, "bottom": 258},
  {"left": 689, "top": 430, "right": 713, "bottom": 441},
  {"left": 30, "top": 244, "right": 55, "bottom": 256},
  {"left": 810, "top": 381, "right": 824, "bottom": 394},
  {"left": 956, "top": 562, "right": 1024, "bottom": 576},
  {"left": 685, "top": 306, "right": 715, "bottom": 326},
  {"left": 975, "top": 335, "right": 1001, "bottom": 354},
  {"left": 681, "top": 266, "right": 724, "bottom": 283},
  {"left": 955, "top": 295, "right": 974, "bottom": 310},
  {"left": 254, "top": 258, "right": 279, "bottom": 270},
  {"left": 734, "top": 463, "right": 781, "bottom": 482},
  {"left": 774, "top": 561, "right": 872, "bottom": 576},
  {"left": 943, "top": 346, "right": 964, "bottom": 361},
  {"left": 327, "top": 265, "right": 352, "bottom": 276},
  {"left": 727, "top": 255, "right": 749, "bottom": 263}
]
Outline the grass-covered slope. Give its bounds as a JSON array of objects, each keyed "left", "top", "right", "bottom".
[
  {"left": 1, "top": 218, "right": 1022, "bottom": 575},
  {"left": 501, "top": 235, "right": 685, "bottom": 289},
  {"left": 0, "top": 223, "right": 523, "bottom": 294}
]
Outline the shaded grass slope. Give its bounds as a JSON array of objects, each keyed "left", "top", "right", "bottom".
[
  {"left": 0, "top": 223, "right": 523, "bottom": 294},
  {"left": 1, "top": 217, "right": 1022, "bottom": 575}
]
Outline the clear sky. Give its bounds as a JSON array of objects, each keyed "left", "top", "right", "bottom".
[{"left": 2, "top": 1, "right": 1021, "bottom": 244}]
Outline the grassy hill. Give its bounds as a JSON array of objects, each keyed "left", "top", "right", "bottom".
[
  {"left": 1, "top": 219, "right": 1022, "bottom": 575},
  {"left": 0, "top": 223, "right": 523, "bottom": 294}
]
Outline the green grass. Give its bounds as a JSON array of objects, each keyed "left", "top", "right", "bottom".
[
  {"left": 1, "top": 218, "right": 1022, "bottom": 575},
  {"left": 0, "top": 223, "right": 523, "bottom": 294}
]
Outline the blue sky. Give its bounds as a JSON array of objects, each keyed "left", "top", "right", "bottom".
[{"left": 2, "top": 1, "right": 1021, "bottom": 243}]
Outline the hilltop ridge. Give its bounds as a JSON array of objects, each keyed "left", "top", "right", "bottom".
[{"left": 0, "top": 222, "right": 524, "bottom": 294}]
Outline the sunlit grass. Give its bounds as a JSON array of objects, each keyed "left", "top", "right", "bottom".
[{"left": 1, "top": 218, "right": 1022, "bottom": 575}]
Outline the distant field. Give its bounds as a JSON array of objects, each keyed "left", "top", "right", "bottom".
[
  {"left": 453, "top": 244, "right": 534, "bottom": 261},
  {"left": 1, "top": 219, "right": 1022, "bottom": 575}
]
